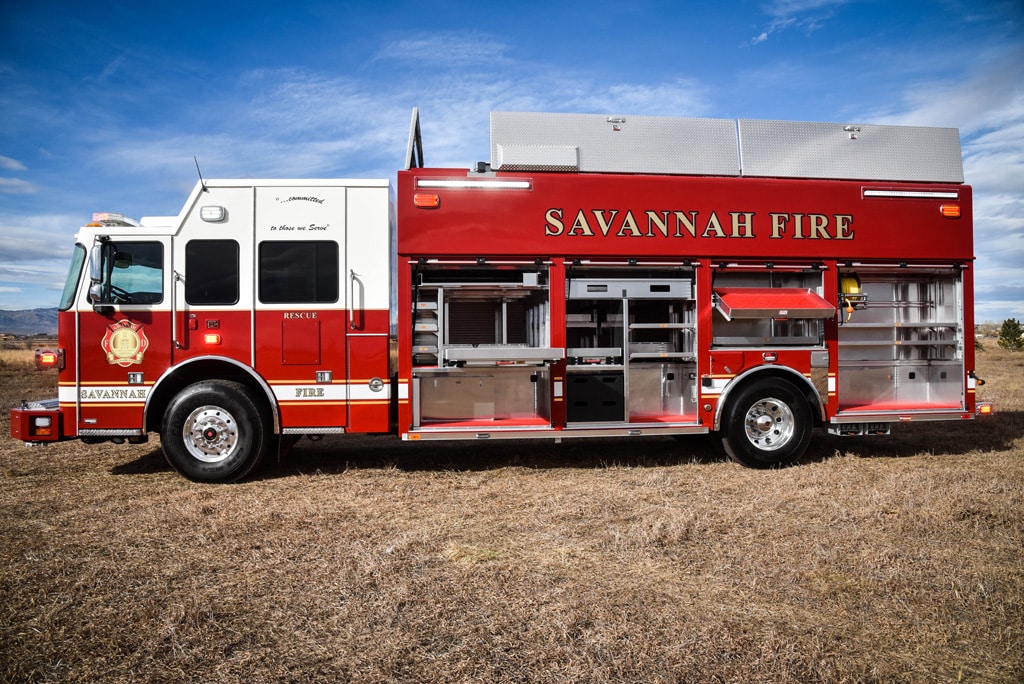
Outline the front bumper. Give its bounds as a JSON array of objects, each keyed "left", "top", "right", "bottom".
[{"left": 10, "top": 398, "right": 62, "bottom": 443}]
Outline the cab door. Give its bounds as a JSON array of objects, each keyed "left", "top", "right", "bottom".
[
  {"left": 253, "top": 186, "right": 351, "bottom": 432},
  {"left": 169, "top": 186, "right": 254, "bottom": 367},
  {"left": 344, "top": 184, "right": 392, "bottom": 433},
  {"left": 75, "top": 235, "right": 173, "bottom": 436}
]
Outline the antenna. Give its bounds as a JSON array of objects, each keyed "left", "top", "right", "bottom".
[
  {"left": 405, "top": 107, "right": 424, "bottom": 170},
  {"left": 194, "top": 156, "right": 208, "bottom": 192}
]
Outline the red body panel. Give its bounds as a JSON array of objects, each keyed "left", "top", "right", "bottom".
[
  {"left": 176, "top": 310, "right": 253, "bottom": 365},
  {"left": 394, "top": 167, "right": 977, "bottom": 438},
  {"left": 398, "top": 170, "right": 973, "bottom": 262},
  {"left": 74, "top": 310, "right": 172, "bottom": 434}
]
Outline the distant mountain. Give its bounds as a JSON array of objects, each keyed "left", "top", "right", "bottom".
[{"left": 0, "top": 308, "right": 58, "bottom": 336}]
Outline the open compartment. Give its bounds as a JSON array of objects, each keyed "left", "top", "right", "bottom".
[
  {"left": 413, "top": 264, "right": 561, "bottom": 368},
  {"left": 837, "top": 268, "right": 964, "bottom": 410},
  {"left": 564, "top": 265, "right": 697, "bottom": 425},
  {"left": 410, "top": 262, "right": 561, "bottom": 429},
  {"left": 711, "top": 269, "right": 831, "bottom": 347}
]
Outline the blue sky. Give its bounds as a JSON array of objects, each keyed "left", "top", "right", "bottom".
[{"left": 1, "top": 0, "right": 1022, "bottom": 322}]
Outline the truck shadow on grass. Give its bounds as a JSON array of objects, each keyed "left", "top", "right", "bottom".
[
  {"left": 268, "top": 433, "right": 723, "bottom": 475},
  {"left": 804, "top": 408, "right": 1023, "bottom": 462},
  {"left": 112, "top": 410, "right": 1023, "bottom": 479}
]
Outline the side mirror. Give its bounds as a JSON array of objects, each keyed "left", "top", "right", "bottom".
[
  {"left": 89, "top": 243, "right": 103, "bottom": 284},
  {"left": 88, "top": 241, "right": 114, "bottom": 313}
]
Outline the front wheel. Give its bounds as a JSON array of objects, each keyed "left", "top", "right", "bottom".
[
  {"left": 161, "top": 380, "right": 269, "bottom": 483},
  {"left": 718, "top": 379, "right": 813, "bottom": 468}
]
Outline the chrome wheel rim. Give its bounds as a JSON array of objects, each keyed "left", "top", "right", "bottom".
[
  {"left": 743, "top": 397, "right": 795, "bottom": 452},
  {"left": 182, "top": 405, "right": 238, "bottom": 463}
]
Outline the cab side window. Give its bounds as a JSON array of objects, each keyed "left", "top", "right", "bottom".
[
  {"left": 186, "top": 239, "right": 240, "bottom": 305},
  {"left": 94, "top": 241, "right": 164, "bottom": 305},
  {"left": 258, "top": 241, "right": 339, "bottom": 304}
]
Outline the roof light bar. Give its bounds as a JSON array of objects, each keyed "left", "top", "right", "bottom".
[
  {"left": 89, "top": 212, "right": 141, "bottom": 227},
  {"left": 863, "top": 189, "right": 959, "bottom": 199},
  {"left": 416, "top": 179, "right": 532, "bottom": 190}
]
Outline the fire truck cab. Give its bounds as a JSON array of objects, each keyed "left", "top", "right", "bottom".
[
  {"left": 14, "top": 180, "right": 392, "bottom": 482},
  {"left": 12, "top": 110, "right": 984, "bottom": 482}
]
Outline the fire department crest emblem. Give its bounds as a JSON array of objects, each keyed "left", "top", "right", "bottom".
[{"left": 101, "top": 319, "right": 150, "bottom": 367}]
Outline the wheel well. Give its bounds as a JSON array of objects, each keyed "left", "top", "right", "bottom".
[
  {"left": 145, "top": 359, "right": 278, "bottom": 434},
  {"left": 715, "top": 367, "right": 824, "bottom": 431}
]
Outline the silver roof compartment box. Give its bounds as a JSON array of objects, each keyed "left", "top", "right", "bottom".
[
  {"left": 738, "top": 119, "right": 964, "bottom": 183},
  {"left": 488, "top": 111, "right": 963, "bottom": 183},
  {"left": 491, "top": 111, "right": 740, "bottom": 176}
]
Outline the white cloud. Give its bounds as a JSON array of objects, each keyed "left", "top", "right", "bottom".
[
  {"left": 0, "top": 177, "right": 36, "bottom": 194},
  {"left": 0, "top": 259, "right": 71, "bottom": 309},
  {"left": 765, "top": 0, "right": 850, "bottom": 15},
  {"left": 0, "top": 212, "right": 98, "bottom": 309},
  {"left": 82, "top": 64, "right": 713, "bottom": 184},
  {"left": 875, "top": 51, "right": 1024, "bottom": 132},
  {"left": 563, "top": 80, "right": 712, "bottom": 118},
  {"left": 963, "top": 122, "right": 1024, "bottom": 195},
  {"left": 0, "top": 155, "right": 27, "bottom": 171},
  {"left": 241, "top": 70, "right": 386, "bottom": 135},
  {"left": 98, "top": 53, "right": 128, "bottom": 81},
  {"left": 0, "top": 213, "right": 81, "bottom": 262},
  {"left": 379, "top": 33, "right": 511, "bottom": 67},
  {"left": 746, "top": 0, "right": 849, "bottom": 45}
]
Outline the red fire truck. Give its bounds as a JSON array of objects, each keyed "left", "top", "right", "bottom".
[{"left": 11, "top": 110, "right": 990, "bottom": 482}]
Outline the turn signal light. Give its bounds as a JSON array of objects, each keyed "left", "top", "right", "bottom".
[
  {"left": 413, "top": 193, "right": 440, "bottom": 208},
  {"left": 977, "top": 402, "right": 994, "bottom": 416},
  {"left": 31, "top": 416, "right": 53, "bottom": 437},
  {"left": 939, "top": 204, "right": 961, "bottom": 218},
  {"left": 203, "top": 333, "right": 222, "bottom": 345}
]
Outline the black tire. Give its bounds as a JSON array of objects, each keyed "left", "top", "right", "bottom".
[
  {"left": 718, "top": 379, "right": 812, "bottom": 469},
  {"left": 161, "top": 380, "right": 269, "bottom": 483}
]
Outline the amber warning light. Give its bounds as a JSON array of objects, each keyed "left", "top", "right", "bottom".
[{"left": 413, "top": 193, "right": 440, "bottom": 208}]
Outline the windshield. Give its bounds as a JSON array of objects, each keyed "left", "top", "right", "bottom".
[{"left": 59, "top": 245, "right": 86, "bottom": 311}]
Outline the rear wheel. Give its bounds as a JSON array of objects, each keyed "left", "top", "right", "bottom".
[
  {"left": 161, "top": 380, "right": 269, "bottom": 483},
  {"left": 718, "top": 379, "right": 812, "bottom": 468}
]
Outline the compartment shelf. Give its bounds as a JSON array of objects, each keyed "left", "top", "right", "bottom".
[
  {"left": 843, "top": 321, "right": 958, "bottom": 329},
  {"left": 629, "top": 352, "right": 696, "bottom": 361},
  {"left": 413, "top": 286, "right": 442, "bottom": 366},
  {"left": 628, "top": 323, "right": 695, "bottom": 330}
]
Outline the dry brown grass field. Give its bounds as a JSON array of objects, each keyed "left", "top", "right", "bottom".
[{"left": 1, "top": 344, "right": 1022, "bottom": 683}]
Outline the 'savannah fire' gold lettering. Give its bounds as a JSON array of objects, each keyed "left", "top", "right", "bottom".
[{"left": 545, "top": 208, "right": 854, "bottom": 240}]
